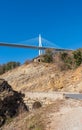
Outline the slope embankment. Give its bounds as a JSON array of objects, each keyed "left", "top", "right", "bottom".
[{"left": 0, "top": 62, "right": 82, "bottom": 93}]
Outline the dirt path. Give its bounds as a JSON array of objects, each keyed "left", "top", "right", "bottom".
[
  {"left": 46, "top": 99, "right": 82, "bottom": 130},
  {"left": 24, "top": 92, "right": 82, "bottom": 130}
]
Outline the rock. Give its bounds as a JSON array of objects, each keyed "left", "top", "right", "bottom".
[
  {"left": 0, "top": 116, "right": 5, "bottom": 127},
  {"left": 0, "top": 79, "right": 28, "bottom": 127},
  {"left": 32, "top": 101, "right": 42, "bottom": 109},
  {"left": 0, "top": 79, "right": 12, "bottom": 92}
]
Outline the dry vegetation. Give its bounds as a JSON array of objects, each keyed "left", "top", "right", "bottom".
[
  {"left": 1, "top": 60, "right": 82, "bottom": 93},
  {"left": 2, "top": 99, "right": 65, "bottom": 130}
]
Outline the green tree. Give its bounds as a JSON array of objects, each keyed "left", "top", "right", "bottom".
[{"left": 0, "top": 61, "right": 20, "bottom": 75}]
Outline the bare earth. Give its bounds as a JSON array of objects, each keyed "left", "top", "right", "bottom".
[{"left": 47, "top": 104, "right": 82, "bottom": 130}]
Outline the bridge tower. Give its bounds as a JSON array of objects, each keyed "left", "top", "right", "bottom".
[{"left": 39, "top": 34, "right": 42, "bottom": 55}]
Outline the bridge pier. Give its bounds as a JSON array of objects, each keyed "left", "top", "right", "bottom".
[{"left": 39, "top": 34, "right": 43, "bottom": 55}]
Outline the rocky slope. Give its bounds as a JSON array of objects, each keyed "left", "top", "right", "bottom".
[
  {"left": 0, "top": 79, "right": 28, "bottom": 127},
  {"left": 0, "top": 62, "right": 82, "bottom": 92}
]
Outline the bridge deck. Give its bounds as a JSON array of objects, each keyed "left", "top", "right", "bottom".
[{"left": 0, "top": 42, "right": 71, "bottom": 51}]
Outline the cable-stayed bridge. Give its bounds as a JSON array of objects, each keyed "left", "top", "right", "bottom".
[{"left": 0, "top": 34, "right": 71, "bottom": 56}]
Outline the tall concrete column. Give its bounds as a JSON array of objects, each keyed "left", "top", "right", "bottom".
[{"left": 39, "top": 34, "right": 42, "bottom": 55}]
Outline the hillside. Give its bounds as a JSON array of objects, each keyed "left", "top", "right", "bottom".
[
  {"left": 0, "top": 61, "right": 82, "bottom": 93},
  {"left": 1, "top": 54, "right": 82, "bottom": 129}
]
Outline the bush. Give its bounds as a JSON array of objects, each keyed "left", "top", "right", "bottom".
[
  {"left": 73, "top": 49, "right": 82, "bottom": 67},
  {"left": 42, "top": 49, "right": 53, "bottom": 63},
  {"left": 60, "top": 49, "right": 82, "bottom": 69},
  {"left": 61, "top": 52, "right": 68, "bottom": 62},
  {"left": 60, "top": 52, "right": 73, "bottom": 70}
]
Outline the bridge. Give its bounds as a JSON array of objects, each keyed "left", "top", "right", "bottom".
[{"left": 0, "top": 34, "right": 71, "bottom": 56}]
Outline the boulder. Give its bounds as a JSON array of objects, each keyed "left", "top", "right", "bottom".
[
  {"left": 0, "top": 79, "right": 28, "bottom": 127},
  {"left": 32, "top": 101, "right": 42, "bottom": 109}
]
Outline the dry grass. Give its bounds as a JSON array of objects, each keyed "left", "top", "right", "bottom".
[{"left": 2, "top": 99, "right": 65, "bottom": 130}]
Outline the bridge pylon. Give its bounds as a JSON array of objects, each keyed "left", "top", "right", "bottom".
[{"left": 39, "top": 34, "right": 42, "bottom": 55}]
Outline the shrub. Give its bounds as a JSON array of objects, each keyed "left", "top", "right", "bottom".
[
  {"left": 60, "top": 52, "right": 73, "bottom": 70},
  {"left": 61, "top": 52, "right": 68, "bottom": 62},
  {"left": 42, "top": 49, "right": 53, "bottom": 63},
  {"left": 73, "top": 49, "right": 82, "bottom": 67}
]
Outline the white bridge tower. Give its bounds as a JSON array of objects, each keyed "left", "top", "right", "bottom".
[{"left": 39, "top": 34, "right": 42, "bottom": 56}]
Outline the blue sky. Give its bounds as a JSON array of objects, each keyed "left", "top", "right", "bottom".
[{"left": 0, "top": 0, "right": 82, "bottom": 64}]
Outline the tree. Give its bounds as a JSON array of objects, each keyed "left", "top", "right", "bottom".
[{"left": 0, "top": 61, "right": 20, "bottom": 75}]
